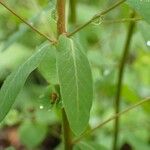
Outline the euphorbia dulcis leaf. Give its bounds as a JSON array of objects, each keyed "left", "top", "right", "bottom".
[
  {"left": 127, "top": 0, "right": 150, "bottom": 24},
  {"left": 0, "top": 42, "right": 52, "bottom": 122},
  {"left": 38, "top": 46, "right": 58, "bottom": 84},
  {"left": 56, "top": 35, "right": 93, "bottom": 135}
]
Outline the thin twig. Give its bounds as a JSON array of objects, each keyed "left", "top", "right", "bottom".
[
  {"left": 67, "top": 0, "right": 126, "bottom": 37},
  {"left": 73, "top": 97, "right": 150, "bottom": 144},
  {"left": 69, "top": 0, "right": 77, "bottom": 24},
  {"left": 0, "top": 1, "right": 56, "bottom": 43},
  {"left": 103, "top": 17, "right": 142, "bottom": 24},
  {"left": 113, "top": 11, "right": 136, "bottom": 150}
]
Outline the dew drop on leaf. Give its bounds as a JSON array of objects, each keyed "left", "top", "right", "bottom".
[
  {"left": 92, "top": 16, "right": 104, "bottom": 26},
  {"left": 103, "top": 69, "right": 110, "bottom": 76},
  {"left": 30, "top": 22, "right": 33, "bottom": 26},
  {"left": 146, "top": 40, "right": 150, "bottom": 46},
  {"left": 39, "top": 105, "right": 44, "bottom": 110}
]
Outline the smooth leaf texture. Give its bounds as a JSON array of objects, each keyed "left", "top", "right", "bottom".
[
  {"left": 19, "top": 121, "right": 47, "bottom": 148},
  {"left": 127, "top": 0, "right": 150, "bottom": 24},
  {"left": 138, "top": 21, "right": 150, "bottom": 44},
  {"left": 73, "top": 142, "right": 108, "bottom": 150},
  {"left": 38, "top": 46, "right": 58, "bottom": 84},
  {"left": 56, "top": 36, "right": 93, "bottom": 135},
  {"left": 0, "top": 42, "right": 51, "bottom": 122}
]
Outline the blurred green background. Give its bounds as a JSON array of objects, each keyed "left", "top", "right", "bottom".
[{"left": 0, "top": 0, "right": 150, "bottom": 150}]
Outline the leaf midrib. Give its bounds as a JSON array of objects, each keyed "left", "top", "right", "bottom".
[
  {"left": 70, "top": 39, "right": 80, "bottom": 116},
  {"left": 0, "top": 44, "right": 48, "bottom": 112}
]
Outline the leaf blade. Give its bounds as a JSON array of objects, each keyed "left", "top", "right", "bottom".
[
  {"left": 127, "top": 0, "right": 150, "bottom": 24},
  {"left": 56, "top": 36, "right": 93, "bottom": 135},
  {"left": 0, "top": 42, "right": 51, "bottom": 122},
  {"left": 38, "top": 46, "right": 58, "bottom": 84}
]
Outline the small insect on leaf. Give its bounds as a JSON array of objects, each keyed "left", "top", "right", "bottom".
[{"left": 50, "top": 92, "right": 59, "bottom": 104}]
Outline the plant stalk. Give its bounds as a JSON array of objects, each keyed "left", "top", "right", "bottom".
[
  {"left": 62, "top": 108, "right": 72, "bottom": 150},
  {"left": 69, "top": 0, "right": 77, "bottom": 24},
  {"left": 57, "top": 0, "right": 66, "bottom": 35},
  {"left": 113, "top": 12, "right": 136, "bottom": 150},
  {"left": 73, "top": 97, "right": 150, "bottom": 144},
  {"left": 56, "top": 0, "right": 72, "bottom": 149}
]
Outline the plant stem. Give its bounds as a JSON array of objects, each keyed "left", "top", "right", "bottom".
[
  {"left": 103, "top": 17, "right": 142, "bottom": 24},
  {"left": 69, "top": 0, "right": 77, "bottom": 24},
  {"left": 62, "top": 108, "right": 73, "bottom": 150},
  {"left": 67, "top": 0, "right": 126, "bottom": 37},
  {"left": 56, "top": 0, "right": 72, "bottom": 149},
  {"left": 57, "top": 0, "right": 66, "bottom": 35},
  {"left": 73, "top": 97, "right": 150, "bottom": 144},
  {"left": 113, "top": 12, "right": 136, "bottom": 150},
  {"left": 0, "top": 1, "right": 55, "bottom": 43}
]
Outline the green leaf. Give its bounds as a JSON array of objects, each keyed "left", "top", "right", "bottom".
[
  {"left": 122, "top": 85, "right": 140, "bottom": 103},
  {"left": 0, "top": 6, "right": 51, "bottom": 52},
  {"left": 0, "top": 11, "right": 41, "bottom": 52},
  {"left": 5, "top": 147, "right": 16, "bottom": 150},
  {"left": 38, "top": 85, "right": 58, "bottom": 111},
  {"left": 127, "top": 0, "right": 150, "bottom": 24},
  {"left": 138, "top": 21, "right": 150, "bottom": 45},
  {"left": 19, "top": 121, "right": 47, "bottom": 148},
  {"left": 38, "top": 46, "right": 58, "bottom": 84},
  {"left": 56, "top": 35, "right": 93, "bottom": 135},
  {"left": 74, "top": 142, "right": 94, "bottom": 150},
  {"left": 0, "top": 44, "right": 32, "bottom": 79},
  {"left": 0, "top": 42, "right": 52, "bottom": 122},
  {"left": 73, "top": 142, "right": 108, "bottom": 150}
]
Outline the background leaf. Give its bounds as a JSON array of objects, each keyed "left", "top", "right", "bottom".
[
  {"left": 0, "top": 42, "right": 52, "bottom": 122},
  {"left": 138, "top": 21, "right": 150, "bottom": 47},
  {"left": 38, "top": 46, "right": 58, "bottom": 84},
  {"left": 56, "top": 36, "right": 93, "bottom": 135},
  {"left": 0, "top": 9, "right": 43, "bottom": 52},
  {"left": 127, "top": 0, "right": 150, "bottom": 24},
  {"left": 18, "top": 121, "right": 47, "bottom": 148},
  {"left": 73, "top": 141, "right": 108, "bottom": 150},
  {"left": 0, "top": 43, "right": 32, "bottom": 80}
]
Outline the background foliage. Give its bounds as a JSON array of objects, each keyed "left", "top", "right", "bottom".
[{"left": 0, "top": 0, "right": 150, "bottom": 150}]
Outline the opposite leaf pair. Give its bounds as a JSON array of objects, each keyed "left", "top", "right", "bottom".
[{"left": 0, "top": 35, "right": 93, "bottom": 136}]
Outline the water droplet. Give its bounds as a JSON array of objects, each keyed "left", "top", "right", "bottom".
[
  {"left": 146, "top": 41, "right": 150, "bottom": 47},
  {"left": 92, "top": 16, "right": 104, "bottom": 26},
  {"left": 30, "top": 22, "right": 33, "bottom": 26},
  {"left": 103, "top": 69, "right": 110, "bottom": 76},
  {"left": 39, "top": 105, "right": 44, "bottom": 109}
]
